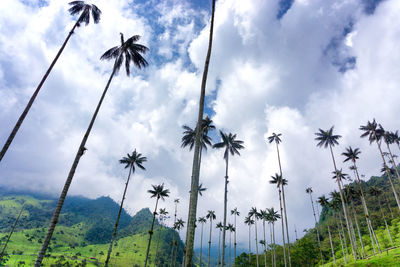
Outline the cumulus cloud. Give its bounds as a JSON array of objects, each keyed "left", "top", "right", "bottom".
[{"left": 0, "top": 0, "right": 399, "bottom": 251}]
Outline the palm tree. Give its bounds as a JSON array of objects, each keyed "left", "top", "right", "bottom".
[
  {"left": 144, "top": 184, "right": 170, "bottom": 267},
  {"left": 331, "top": 190, "right": 348, "bottom": 263},
  {"left": 0, "top": 203, "right": 25, "bottom": 262},
  {"left": 184, "top": 1, "right": 216, "bottom": 264},
  {"left": 248, "top": 207, "right": 260, "bottom": 267},
  {"left": 267, "top": 133, "right": 291, "bottom": 267},
  {"left": 269, "top": 174, "right": 287, "bottom": 267},
  {"left": 198, "top": 216, "right": 207, "bottom": 266},
  {"left": 317, "top": 195, "right": 336, "bottom": 264},
  {"left": 390, "top": 130, "right": 400, "bottom": 152},
  {"left": 216, "top": 222, "right": 223, "bottom": 266},
  {"left": 315, "top": 126, "right": 357, "bottom": 260},
  {"left": 382, "top": 129, "right": 400, "bottom": 184},
  {"left": 0, "top": 1, "right": 101, "bottom": 162},
  {"left": 153, "top": 208, "right": 168, "bottom": 267},
  {"left": 231, "top": 208, "right": 240, "bottom": 265},
  {"left": 368, "top": 186, "right": 393, "bottom": 246},
  {"left": 342, "top": 146, "right": 381, "bottom": 254},
  {"left": 105, "top": 150, "right": 146, "bottom": 266},
  {"left": 244, "top": 216, "right": 254, "bottom": 264},
  {"left": 267, "top": 207, "right": 280, "bottom": 267},
  {"left": 170, "top": 199, "right": 180, "bottom": 266},
  {"left": 259, "top": 209, "right": 268, "bottom": 267},
  {"left": 206, "top": 211, "right": 216, "bottom": 267},
  {"left": 305, "top": 187, "right": 324, "bottom": 265},
  {"left": 34, "top": 33, "right": 148, "bottom": 266},
  {"left": 213, "top": 131, "right": 244, "bottom": 266},
  {"left": 227, "top": 223, "right": 235, "bottom": 267},
  {"left": 173, "top": 218, "right": 185, "bottom": 267},
  {"left": 360, "top": 119, "right": 400, "bottom": 209}
]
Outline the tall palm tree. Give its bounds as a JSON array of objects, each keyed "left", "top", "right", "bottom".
[
  {"left": 153, "top": 208, "right": 168, "bottom": 267},
  {"left": 244, "top": 216, "right": 254, "bottom": 265},
  {"left": 269, "top": 174, "right": 287, "bottom": 267},
  {"left": 173, "top": 218, "right": 185, "bottom": 267},
  {"left": 317, "top": 195, "right": 336, "bottom": 264},
  {"left": 368, "top": 186, "right": 393, "bottom": 246},
  {"left": 248, "top": 207, "right": 260, "bottom": 267},
  {"left": 144, "top": 184, "right": 170, "bottom": 267},
  {"left": 206, "top": 210, "right": 216, "bottom": 267},
  {"left": 227, "top": 223, "right": 235, "bottom": 267},
  {"left": 305, "top": 187, "right": 324, "bottom": 265},
  {"left": 267, "top": 133, "right": 291, "bottom": 267},
  {"left": 213, "top": 131, "right": 244, "bottom": 266},
  {"left": 170, "top": 199, "right": 180, "bottom": 267},
  {"left": 315, "top": 126, "right": 357, "bottom": 260},
  {"left": 216, "top": 222, "right": 223, "bottom": 266},
  {"left": 105, "top": 150, "right": 146, "bottom": 266},
  {"left": 0, "top": 1, "right": 102, "bottom": 162},
  {"left": 342, "top": 146, "right": 381, "bottom": 254},
  {"left": 259, "top": 209, "right": 268, "bottom": 267},
  {"left": 267, "top": 207, "right": 280, "bottom": 267},
  {"left": 34, "top": 32, "right": 148, "bottom": 266},
  {"left": 231, "top": 208, "right": 240, "bottom": 265},
  {"left": 0, "top": 203, "right": 25, "bottom": 262},
  {"left": 360, "top": 119, "right": 400, "bottom": 209},
  {"left": 184, "top": 1, "right": 216, "bottom": 264},
  {"left": 198, "top": 216, "right": 207, "bottom": 266}
]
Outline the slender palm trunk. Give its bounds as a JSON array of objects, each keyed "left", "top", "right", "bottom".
[
  {"left": 105, "top": 166, "right": 133, "bottom": 266},
  {"left": 263, "top": 220, "right": 267, "bottom": 267},
  {"left": 336, "top": 217, "right": 347, "bottom": 264},
  {"left": 308, "top": 192, "right": 324, "bottom": 265},
  {"left": 278, "top": 188, "right": 287, "bottom": 267},
  {"left": 276, "top": 143, "right": 291, "bottom": 267},
  {"left": 0, "top": 20, "right": 81, "bottom": 162},
  {"left": 248, "top": 224, "right": 252, "bottom": 264},
  {"left": 272, "top": 223, "right": 276, "bottom": 267},
  {"left": 270, "top": 224, "right": 273, "bottom": 267},
  {"left": 254, "top": 216, "right": 259, "bottom": 267},
  {"left": 327, "top": 224, "right": 336, "bottom": 265},
  {"left": 208, "top": 218, "right": 213, "bottom": 267},
  {"left": 218, "top": 229, "right": 221, "bottom": 266},
  {"left": 144, "top": 197, "right": 161, "bottom": 267},
  {"left": 350, "top": 203, "right": 365, "bottom": 258},
  {"left": 185, "top": 1, "right": 215, "bottom": 265},
  {"left": 200, "top": 222, "right": 204, "bottom": 266},
  {"left": 352, "top": 161, "right": 381, "bottom": 253},
  {"left": 386, "top": 143, "right": 400, "bottom": 185},
  {"left": 170, "top": 202, "right": 179, "bottom": 267},
  {"left": 229, "top": 230, "right": 232, "bottom": 267},
  {"left": 0, "top": 204, "right": 25, "bottom": 261},
  {"left": 222, "top": 155, "right": 229, "bottom": 266},
  {"left": 153, "top": 227, "right": 162, "bottom": 267},
  {"left": 373, "top": 133, "right": 400, "bottom": 210},
  {"left": 378, "top": 198, "right": 393, "bottom": 246},
  {"left": 234, "top": 214, "right": 237, "bottom": 267},
  {"left": 34, "top": 67, "right": 117, "bottom": 267},
  {"left": 329, "top": 145, "right": 357, "bottom": 260}
]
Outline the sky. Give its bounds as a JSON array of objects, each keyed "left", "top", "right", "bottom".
[{"left": 1, "top": 0, "right": 400, "bottom": 251}]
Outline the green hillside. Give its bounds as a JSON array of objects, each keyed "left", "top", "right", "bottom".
[{"left": 0, "top": 190, "right": 184, "bottom": 266}]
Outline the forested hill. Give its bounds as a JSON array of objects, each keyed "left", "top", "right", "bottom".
[{"left": 0, "top": 189, "right": 184, "bottom": 266}]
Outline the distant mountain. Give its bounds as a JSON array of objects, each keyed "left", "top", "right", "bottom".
[{"left": 0, "top": 189, "right": 184, "bottom": 266}]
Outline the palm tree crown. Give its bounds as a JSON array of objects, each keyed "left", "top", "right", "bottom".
[
  {"left": 119, "top": 149, "right": 146, "bottom": 172},
  {"left": 342, "top": 146, "right": 361, "bottom": 163},
  {"left": 100, "top": 33, "right": 148, "bottom": 75},
  {"left": 148, "top": 183, "right": 170, "bottom": 200},
  {"left": 213, "top": 131, "right": 244, "bottom": 160},
  {"left": 231, "top": 208, "right": 240, "bottom": 216},
  {"left": 68, "top": 1, "right": 101, "bottom": 27},
  {"left": 268, "top": 133, "right": 282, "bottom": 144},
  {"left": 315, "top": 126, "right": 341, "bottom": 148},
  {"left": 181, "top": 116, "right": 215, "bottom": 151},
  {"left": 206, "top": 210, "right": 216, "bottom": 220}
]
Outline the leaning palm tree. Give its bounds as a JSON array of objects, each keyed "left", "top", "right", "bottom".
[
  {"left": 244, "top": 216, "right": 254, "bottom": 265},
  {"left": 231, "top": 208, "right": 240, "bottom": 264},
  {"left": 105, "top": 150, "right": 146, "bottom": 266},
  {"left": 269, "top": 174, "right": 287, "bottom": 267},
  {"left": 0, "top": 1, "right": 101, "bottom": 162},
  {"left": 153, "top": 208, "right": 168, "bottom": 266},
  {"left": 360, "top": 119, "right": 400, "bottom": 209},
  {"left": 144, "top": 184, "right": 170, "bottom": 267},
  {"left": 34, "top": 33, "right": 148, "bottom": 266},
  {"left": 342, "top": 146, "right": 381, "bottom": 254},
  {"left": 267, "top": 133, "right": 291, "bottom": 267},
  {"left": 206, "top": 210, "right": 216, "bottom": 267},
  {"left": 315, "top": 126, "right": 357, "bottom": 260},
  {"left": 184, "top": 1, "right": 216, "bottom": 265},
  {"left": 216, "top": 222, "right": 224, "bottom": 266},
  {"left": 368, "top": 186, "right": 393, "bottom": 246},
  {"left": 305, "top": 187, "right": 324, "bottom": 265},
  {"left": 317, "top": 195, "right": 336, "bottom": 265},
  {"left": 248, "top": 207, "right": 260, "bottom": 267},
  {"left": 213, "top": 131, "right": 244, "bottom": 266},
  {"left": 0, "top": 203, "right": 25, "bottom": 262},
  {"left": 227, "top": 223, "right": 235, "bottom": 267},
  {"left": 198, "top": 216, "right": 207, "bottom": 266}
]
